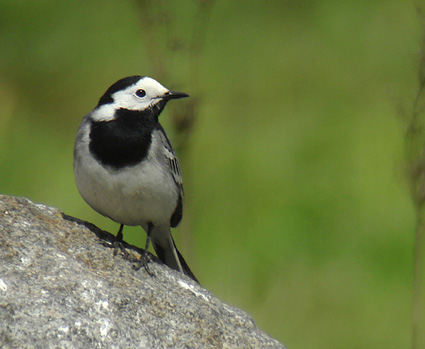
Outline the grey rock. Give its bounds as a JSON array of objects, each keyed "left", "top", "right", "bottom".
[{"left": 0, "top": 195, "right": 284, "bottom": 348}]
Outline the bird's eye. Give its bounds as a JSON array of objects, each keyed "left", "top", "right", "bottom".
[{"left": 136, "top": 89, "right": 146, "bottom": 98}]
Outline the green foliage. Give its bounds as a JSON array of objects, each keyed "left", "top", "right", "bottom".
[{"left": 0, "top": 0, "right": 418, "bottom": 347}]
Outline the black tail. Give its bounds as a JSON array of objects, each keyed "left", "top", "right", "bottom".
[
  {"left": 151, "top": 227, "right": 199, "bottom": 284},
  {"left": 175, "top": 246, "right": 199, "bottom": 283}
]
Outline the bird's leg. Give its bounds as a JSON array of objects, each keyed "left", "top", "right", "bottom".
[
  {"left": 113, "top": 224, "right": 129, "bottom": 258},
  {"left": 134, "top": 222, "right": 154, "bottom": 277}
]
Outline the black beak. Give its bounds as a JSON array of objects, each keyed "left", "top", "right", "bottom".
[{"left": 162, "top": 91, "right": 189, "bottom": 101}]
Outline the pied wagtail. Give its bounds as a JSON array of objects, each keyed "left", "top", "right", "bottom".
[{"left": 73, "top": 76, "right": 198, "bottom": 282}]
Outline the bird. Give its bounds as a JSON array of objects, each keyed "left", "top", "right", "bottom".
[{"left": 73, "top": 75, "right": 198, "bottom": 283}]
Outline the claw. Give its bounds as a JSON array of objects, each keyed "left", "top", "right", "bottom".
[
  {"left": 133, "top": 252, "right": 154, "bottom": 277},
  {"left": 112, "top": 224, "right": 129, "bottom": 257}
]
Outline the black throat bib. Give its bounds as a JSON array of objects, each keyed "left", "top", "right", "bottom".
[{"left": 89, "top": 108, "right": 160, "bottom": 169}]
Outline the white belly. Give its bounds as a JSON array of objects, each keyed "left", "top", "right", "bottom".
[{"left": 74, "top": 133, "right": 179, "bottom": 226}]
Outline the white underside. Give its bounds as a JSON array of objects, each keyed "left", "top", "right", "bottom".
[{"left": 74, "top": 121, "right": 179, "bottom": 227}]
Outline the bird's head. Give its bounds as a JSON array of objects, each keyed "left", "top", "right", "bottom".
[{"left": 92, "top": 76, "right": 189, "bottom": 120}]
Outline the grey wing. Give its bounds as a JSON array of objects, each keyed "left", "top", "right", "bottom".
[
  {"left": 158, "top": 129, "right": 184, "bottom": 227},
  {"left": 158, "top": 130, "right": 183, "bottom": 193}
]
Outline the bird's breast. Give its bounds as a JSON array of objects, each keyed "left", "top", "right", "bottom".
[
  {"left": 89, "top": 109, "right": 157, "bottom": 169},
  {"left": 75, "top": 125, "right": 179, "bottom": 226}
]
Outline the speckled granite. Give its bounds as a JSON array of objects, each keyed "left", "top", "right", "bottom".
[{"left": 0, "top": 195, "right": 284, "bottom": 348}]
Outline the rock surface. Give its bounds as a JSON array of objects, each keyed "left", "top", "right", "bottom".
[{"left": 0, "top": 195, "right": 284, "bottom": 348}]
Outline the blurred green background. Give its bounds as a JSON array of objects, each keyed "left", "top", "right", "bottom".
[{"left": 0, "top": 0, "right": 420, "bottom": 347}]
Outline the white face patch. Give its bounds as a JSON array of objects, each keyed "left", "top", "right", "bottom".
[
  {"left": 111, "top": 77, "right": 170, "bottom": 111},
  {"left": 88, "top": 77, "right": 174, "bottom": 122},
  {"left": 90, "top": 103, "right": 117, "bottom": 122}
]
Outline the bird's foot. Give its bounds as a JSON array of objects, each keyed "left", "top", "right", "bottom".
[
  {"left": 113, "top": 239, "right": 130, "bottom": 258},
  {"left": 100, "top": 238, "right": 130, "bottom": 258},
  {"left": 108, "top": 224, "right": 130, "bottom": 257},
  {"left": 133, "top": 252, "right": 154, "bottom": 277}
]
